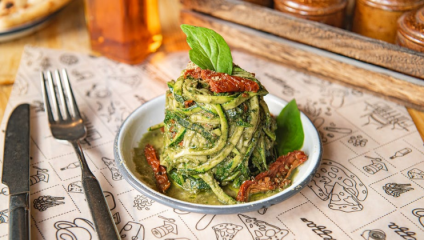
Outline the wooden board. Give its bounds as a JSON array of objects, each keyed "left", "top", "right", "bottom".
[
  {"left": 180, "top": 10, "right": 424, "bottom": 111},
  {"left": 181, "top": 0, "right": 424, "bottom": 80}
]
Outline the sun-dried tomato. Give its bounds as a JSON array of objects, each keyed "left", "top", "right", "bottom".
[
  {"left": 144, "top": 144, "right": 171, "bottom": 193},
  {"left": 184, "top": 67, "right": 259, "bottom": 93},
  {"left": 184, "top": 68, "right": 202, "bottom": 79},
  {"left": 256, "top": 150, "right": 308, "bottom": 182},
  {"left": 184, "top": 100, "right": 195, "bottom": 108},
  {"left": 236, "top": 150, "right": 308, "bottom": 202},
  {"left": 243, "top": 103, "right": 248, "bottom": 112}
]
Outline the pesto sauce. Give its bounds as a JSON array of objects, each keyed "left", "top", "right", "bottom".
[
  {"left": 133, "top": 129, "right": 225, "bottom": 205},
  {"left": 132, "top": 129, "right": 297, "bottom": 205},
  {"left": 133, "top": 130, "right": 164, "bottom": 191}
]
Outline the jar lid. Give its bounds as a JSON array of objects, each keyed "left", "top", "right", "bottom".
[
  {"left": 397, "top": 7, "right": 424, "bottom": 44},
  {"left": 361, "top": 0, "right": 424, "bottom": 11},
  {"left": 275, "top": 0, "right": 348, "bottom": 16}
]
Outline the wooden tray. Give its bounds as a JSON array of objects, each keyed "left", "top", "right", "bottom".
[{"left": 180, "top": 0, "right": 424, "bottom": 111}]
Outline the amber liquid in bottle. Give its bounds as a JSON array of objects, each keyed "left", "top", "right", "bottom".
[{"left": 84, "top": 0, "right": 162, "bottom": 64}]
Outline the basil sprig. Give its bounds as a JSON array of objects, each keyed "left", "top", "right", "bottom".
[
  {"left": 181, "top": 24, "right": 233, "bottom": 75},
  {"left": 275, "top": 99, "right": 304, "bottom": 156}
]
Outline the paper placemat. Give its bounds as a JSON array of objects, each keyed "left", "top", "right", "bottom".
[{"left": 1, "top": 46, "right": 424, "bottom": 240}]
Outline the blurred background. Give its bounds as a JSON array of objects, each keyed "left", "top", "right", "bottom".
[
  {"left": 1, "top": 0, "right": 424, "bottom": 135},
  {"left": 0, "top": 0, "right": 188, "bottom": 121}
]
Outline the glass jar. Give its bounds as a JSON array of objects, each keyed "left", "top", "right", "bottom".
[
  {"left": 352, "top": 0, "right": 424, "bottom": 43},
  {"left": 345, "top": 0, "right": 357, "bottom": 29},
  {"left": 242, "top": 0, "right": 273, "bottom": 7},
  {"left": 396, "top": 6, "right": 424, "bottom": 52},
  {"left": 84, "top": 0, "right": 162, "bottom": 64},
  {"left": 274, "top": 0, "right": 348, "bottom": 28}
]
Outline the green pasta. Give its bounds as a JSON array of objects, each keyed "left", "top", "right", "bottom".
[
  {"left": 157, "top": 64, "right": 278, "bottom": 204},
  {"left": 139, "top": 25, "right": 307, "bottom": 205}
]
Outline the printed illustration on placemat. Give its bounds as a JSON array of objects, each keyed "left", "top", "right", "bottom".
[{"left": 308, "top": 159, "right": 368, "bottom": 212}]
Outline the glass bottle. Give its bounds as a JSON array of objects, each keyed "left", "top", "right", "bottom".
[
  {"left": 84, "top": 0, "right": 162, "bottom": 64},
  {"left": 352, "top": 0, "right": 424, "bottom": 43},
  {"left": 274, "top": 0, "right": 348, "bottom": 28},
  {"left": 389, "top": 148, "right": 412, "bottom": 159},
  {"left": 60, "top": 162, "right": 80, "bottom": 171}
]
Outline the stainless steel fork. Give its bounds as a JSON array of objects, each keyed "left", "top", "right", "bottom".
[{"left": 41, "top": 69, "right": 120, "bottom": 240}]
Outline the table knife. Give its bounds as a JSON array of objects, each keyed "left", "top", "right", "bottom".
[{"left": 2, "top": 104, "right": 30, "bottom": 240}]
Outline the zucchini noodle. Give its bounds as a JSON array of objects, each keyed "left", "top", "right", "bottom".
[{"left": 157, "top": 64, "right": 278, "bottom": 204}]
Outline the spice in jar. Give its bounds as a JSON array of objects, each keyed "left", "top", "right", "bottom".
[
  {"left": 396, "top": 6, "right": 424, "bottom": 52},
  {"left": 352, "top": 0, "right": 424, "bottom": 43},
  {"left": 274, "top": 0, "right": 348, "bottom": 28},
  {"left": 84, "top": 0, "right": 162, "bottom": 64}
]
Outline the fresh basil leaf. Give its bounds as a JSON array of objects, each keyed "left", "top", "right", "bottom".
[
  {"left": 181, "top": 24, "right": 233, "bottom": 75},
  {"left": 275, "top": 99, "right": 304, "bottom": 156}
]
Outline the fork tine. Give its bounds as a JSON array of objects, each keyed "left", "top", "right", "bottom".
[
  {"left": 54, "top": 70, "right": 71, "bottom": 119},
  {"left": 61, "top": 69, "right": 82, "bottom": 119},
  {"left": 41, "top": 72, "right": 55, "bottom": 123},
  {"left": 46, "top": 71, "right": 64, "bottom": 121}
]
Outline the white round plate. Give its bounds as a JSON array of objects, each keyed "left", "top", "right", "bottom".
[{"left": 114, "top": 94, "right": 322, "bottom": 214}]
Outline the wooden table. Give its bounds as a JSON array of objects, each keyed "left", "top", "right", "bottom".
[{"left": 0, "top": 0, "right": 423, "bottom": 141}]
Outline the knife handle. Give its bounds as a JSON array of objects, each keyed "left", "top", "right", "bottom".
[{"left": 9, "top": 192, "right": 30, "bottom": 240}]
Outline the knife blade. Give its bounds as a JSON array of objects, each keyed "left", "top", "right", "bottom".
[{"left": 2, "top": 104, "right": 30, "bottom": 240}]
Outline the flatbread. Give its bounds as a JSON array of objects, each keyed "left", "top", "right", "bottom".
[{"left": 0, "top": 0, "right": 71, "bottom": 31}]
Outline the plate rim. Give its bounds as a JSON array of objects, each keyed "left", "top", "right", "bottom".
[
  {"left": 0, "top": 4, "right": 67, "bottom": 41},
  {"left": 114, "top": 94, "right": 323, "bottom": 214}
]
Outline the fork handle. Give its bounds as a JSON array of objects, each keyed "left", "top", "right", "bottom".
[{"left": 71, "top": 141, "right": 121, "bottom": 240}]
